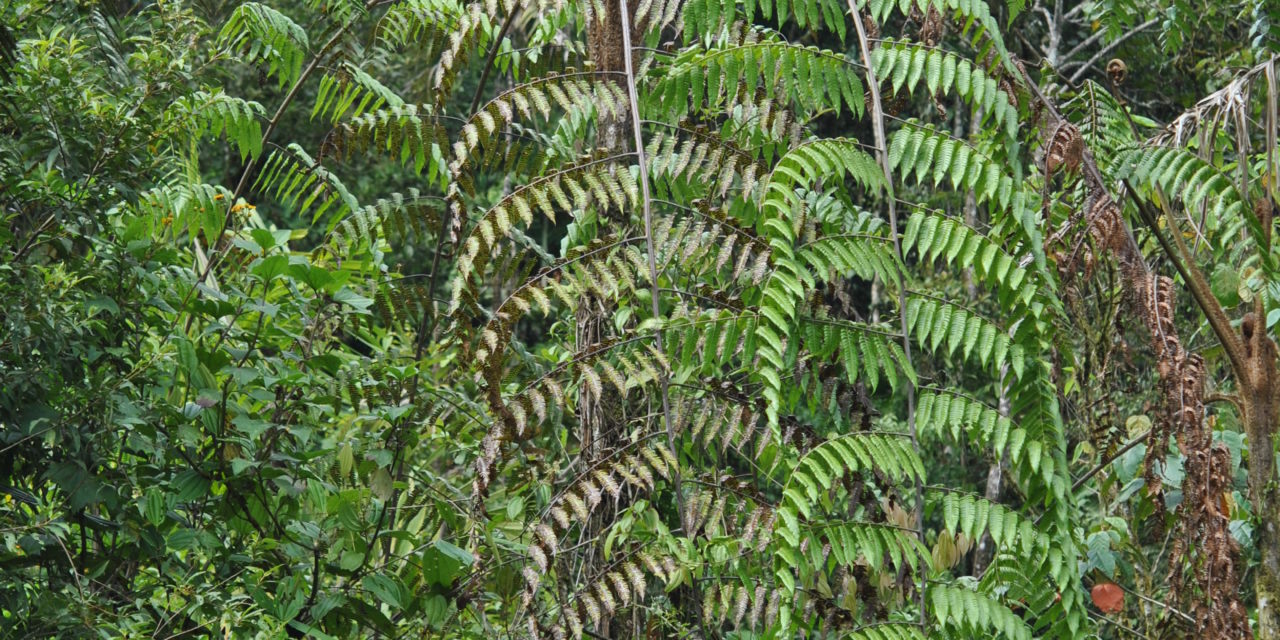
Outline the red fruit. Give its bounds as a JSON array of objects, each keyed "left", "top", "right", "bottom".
[{"left": 1091, "top": 582, "right": 1124, "bottom": 614}]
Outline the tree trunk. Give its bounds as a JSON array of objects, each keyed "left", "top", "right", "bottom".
[
  {"left": 1245, "top": 389, "right": 1280, "bottom": 639},
  {"left": 1240, "top": 314, "right": 1280, "bottom": 639},
  {"left": 576, "top": 0, "right": 636, "bottom": 460}
]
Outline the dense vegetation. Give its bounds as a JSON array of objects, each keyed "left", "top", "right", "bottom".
[{"left": 1, "top": 0, "right": 1278, "bottom": 637}]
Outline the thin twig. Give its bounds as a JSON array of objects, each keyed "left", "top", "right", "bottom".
[
  {"left": 618, "top": 0, "right": 681, "bottom": 532},
  {"left": 848, "top": 2, "right": 924, "bottom": 625}
]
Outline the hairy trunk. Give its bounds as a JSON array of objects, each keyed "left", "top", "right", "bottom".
[
  {"left": 1240, "top": 310, "right": 1280, "bottom": 640},
  {"left": 1245, "top": 390, "right": 1280, "bottom": 640},
  {"left": 577, "top": 0, "right": 636, "bottom": 460}
]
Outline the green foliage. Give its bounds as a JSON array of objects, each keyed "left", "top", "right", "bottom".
[{"left": 23, "top": 0, "right": 1273, "bottom": 636}]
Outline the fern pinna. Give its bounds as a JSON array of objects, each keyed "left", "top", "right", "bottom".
[{"left": 201, "top": 0, "right": 1091, "bottom": 636}]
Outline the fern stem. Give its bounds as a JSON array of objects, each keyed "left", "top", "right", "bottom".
[
  {"left": 848, "top": 2, "right": 925, "bottom": 625},
  {"left": 467, "top": 1, "right": 521, "bottom": 117},
  {"left": 618, "top": 0, "right": 682, "bottom": 528}
]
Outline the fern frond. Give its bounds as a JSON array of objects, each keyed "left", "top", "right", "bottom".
[
  {"left": 655, "top": 37, "right": 865, "bottom": 120},
  {"left": 180, "top": 90, "right": 265, "bottom": 160},
  {"left": 218, "top": 2, "right": 309, "bottom": 88},
  {"left": 330, "top": 104, "right": 448, "bottom": 178},
  {"left": 779, "top": 433, "right": 923, "bottom": 532},
  {"left": 859, "top": 0, "right": 1019, "bottom": 81},
  {"left": 451, "top": 72, "right": 628, "bottom": 177},
  {"left": 800, "top": 317, "right": 916, "bottom": 393},
  {"left": 755, "top": 139, "right": 884, "bottom": 427},
  {"left": 903, "top": 295, "right": 1024, "bottom": 375},
  {"left": 929, "top": 582, "right": 1032, "bottom": 640},
  {"left": 930, "top": 492, "right": 1048, "bottom": 557},
  {"left": 313, "top": 62, "right": 406, "bottom": 124},
  {"left": 329, "top": 189, "right": 442, "bottom": 254},
  {"left": 255, "top": 143, "right": 359, "bottom": 224},
  {"left": 888, "top": 122, "right": 1020, "bottom": 208},
  {"left": 871, "top": 39, "right": 1018, "bottom": 142},
  {"left": 451, "top": 155, "right": 638, "bottom": 305},
  {"left": 371, "top": 0, "right": 453, "bottom": 55},
  {"left": 682, "top": 0, "right": 850, "bottom": 42},
  {"left": 644, "top": 126, "right": 767, "bottom": 200},
  {"left": 433, "top": 3, "right": 494, "bottom": 104},
  {"left": 902, "top": 211, "right": 1039, "bottom": 311},
  {"left": 1112, "top": 144, "right": 1252, "bottom": 247}
]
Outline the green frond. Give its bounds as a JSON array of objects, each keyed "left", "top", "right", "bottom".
[
  {"left": 255, "top": 143, "right": 359, "bottom": 225},
  {"left": 371, "top": 0, "right": 453, "bottom": 56},
  {"left": 819, "top": 520, "right": 928, "bottom": 575},
  {"left": 779, "top": 433, "right": 924, "bottom": 527},
  {"left": 859, "top": 0, "right": 1018, "bottom": 81},
  {"left": 654, "top": 36, "right": 865, "bottom": 121},
  {"left": 313, "top": 62, "right": 406, "bottom": 124},
  {"left": 902, "top": 211, "right": 1040, "bottom": 312},
  {"left": 799, "top": 232, "right": 899, "bottom": 284},
  {"left": 800, "top": 318, "right": 916, "bottom": 393},
  {"left": 1112, "top": 143, "right": 1254, "bottom": 253},
  {"left": 929, "top": 583, "right": 1032, "bottom": 640},
  {"left": 682, "top": 0, "right": 849, "bottom": 42},
  {"left": 1062, "top": 81, "right": 1147, "bottom": 157},
  {"left": 889, "top": 122, "right": 1021, "bottom": 207},
  {"left": 331, "top": 104, "right": 448, "bottom": 180},
  {"left": 179, "top": 90, "right": 265, "bottom": 161},
  {"left": 218, "top": 2, "right": 309, "bottom": 88},
  {"left": 930, "top": 492, "right": 1049, "bottom": 557},
  {"left": 764, "top": 139, "right": 885, "bottom": 224},
  {"left": 903, "top": 295, "right": 1024, "bottom": 376},
  {"left": 917, "top": 386, "right": 1059, "bottom": 490},
  {"left": 843, "top": 623, "right": 927, "bottom": 640},
  {"left": 871, "top": 39, "right": 1018, "bottom": 143},
  {"left": 753, "top": 139, "right": 883, "bottom": 427},
  {"left": 306, "top": 0, "right": 368, "bottom": 23}
]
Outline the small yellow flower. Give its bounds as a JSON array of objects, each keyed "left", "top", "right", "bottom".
[
  {"left": 213, "top": 193, "right": 225, "bottom": 201},
  {"left": 230, "top": 203, "right": 246, "bottom": 213},
  {"left": 160, "top": 215, "right": 174, "bottom": 226}
]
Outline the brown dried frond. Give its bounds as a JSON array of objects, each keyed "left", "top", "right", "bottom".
[{"left": 1045, "top": 121, "right": 1084, "bottom": 177}]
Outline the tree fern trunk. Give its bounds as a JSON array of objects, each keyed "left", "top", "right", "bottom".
[
  {"left": 577, "top": 0, "right": 637, "bottom": 460},
  {"left": 1239, "top": 329, "right": 1280, "bottom": 640}
]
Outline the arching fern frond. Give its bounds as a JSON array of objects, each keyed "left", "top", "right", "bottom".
[
  {"left": 653, "top": 37, "right": 865, "bottom": 121},
  {"left": 255, "top": 143, "right": 359, "bottom": 225},
  {"left": 871, "top": 39, "right": 1018, "bottom": 142},
  {"left": 179, "top": 90, "right": 265, "bottom": 161},
  {"left": 330, "top": 104, "right": 448, "bottom": 179},
  {"left": 682, "top": 0, "right": 849, "bottom": 43},
  {"left": 902, "top": 211, "right": 1040, "bottom": 311},
  {"left": 313, "top": 61, "right": 406, "bottom": 124},
  {"left": 329, "top": 189, "right": 443, "bottom": 254},
  {"left": 858, "top": 0, "right": 1019, "bottom": 80},
  {"left": 929, "top": 582, "right": 1033, "bottom": 640},
  {"left": 903, "top": 295, "right": 1024, "bottom": 376},
  {"left": 888, "top": 123, "right": 1021, "bottom": 207},
  {"left": 451, "top": 72, "right": 628, "bottom": 177},
  {"left": 1112, "top": 144, "right": 1252, "bottom": 247},
  {"left": 218, "top": 2, "right": 309, "bottom": 88},
  {"left": 451, "top": 155, "right": 639, "bottom": 306}
]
